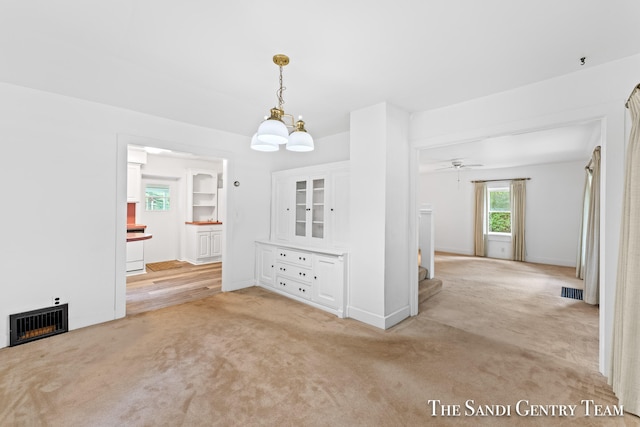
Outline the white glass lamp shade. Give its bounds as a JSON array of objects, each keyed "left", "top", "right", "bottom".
[
  {"left": 286, "top": 130, "right": 314, "bottom": 152},
  {"left": 257, "top": 119, "right": 289, "bottom": 145},
  {"left": 250, "top": 133, "right": 279, "bottom": 152}
]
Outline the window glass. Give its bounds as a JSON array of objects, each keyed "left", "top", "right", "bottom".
[
  {"left": 488, "top": 188, "right": 511, "bottom": 233},
  {"left": 145, "top": 185, "right": 170, "bottom": 211}
]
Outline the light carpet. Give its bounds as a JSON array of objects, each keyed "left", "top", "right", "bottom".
[{"left": 0, "top": 253, "right": 637, "bottom": 426}]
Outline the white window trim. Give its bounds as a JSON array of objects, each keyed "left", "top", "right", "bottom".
[{"left": 487, "top": 185, "right": 511, "bottom": 236}]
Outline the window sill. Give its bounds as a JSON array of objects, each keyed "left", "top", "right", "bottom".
[{"left": 487, "top": 233, "right": 512, "bottom": 242}]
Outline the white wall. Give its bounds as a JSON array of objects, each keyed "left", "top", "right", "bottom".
[
  {"left": 0, "top": 82, "right": 273, "bottom": 348},
  {"left": 270, "top": 131, "right": 350, "bottom": 172},
  {"left": 410, "top": 52, "right": 640, "bottom": 374},
  {"left": 419, "top": 160, "right": 588, "bottom": 267}
]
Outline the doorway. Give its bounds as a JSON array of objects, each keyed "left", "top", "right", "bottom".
[
  {"left": 414, "top": 119, "right": 604, "bottom": 367},
  {"left": 121, "top": 137, "right": 228, "bottom": 316}
]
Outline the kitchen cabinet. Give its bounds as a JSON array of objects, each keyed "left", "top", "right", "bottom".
[
  {"left": 255, "top": 241, "right": 347, "bottom": 317},
  {"left": 186, "top": 224, "right": 222, "bottom": 264},
  {"left": 126, "top": 240, "right": 144, "bottom": 274},
  {"left": 271, "top": 161, "right": 349, "bottom": 248},
  {"left": 126, "top": 147, "right": 147, "bottom": 203},
  {"left": 127, "top": 163, "right": 141, "bottom": 203}
]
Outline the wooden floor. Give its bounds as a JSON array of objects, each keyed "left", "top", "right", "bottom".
[{"left": 126, "top": 261, "right": 222, "bottom": 316}]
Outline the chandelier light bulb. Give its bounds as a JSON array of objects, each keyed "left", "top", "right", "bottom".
[{"left": 251, "top": 54, "right": 314, "bottom": 152}]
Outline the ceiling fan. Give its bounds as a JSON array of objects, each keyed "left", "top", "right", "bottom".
[{"left": 436, "top": 159, "right": 483, "bottom": 171}]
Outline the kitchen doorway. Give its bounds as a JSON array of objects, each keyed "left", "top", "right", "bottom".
[{"left": 124, "top": 141, "right": 227, "bottom": 316}]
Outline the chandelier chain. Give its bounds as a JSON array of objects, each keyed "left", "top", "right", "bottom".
[{"left": 276, "top": 65, "right": 286, "bottom": 110}]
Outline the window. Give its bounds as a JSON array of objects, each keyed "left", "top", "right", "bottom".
[
  {"left": 145, "top": 185, "right": 170, "bottom": 211},
  {"left": 488, "top": 187, "right": 511, "bottom": 234}
]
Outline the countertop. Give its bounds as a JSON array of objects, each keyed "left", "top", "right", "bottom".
[
  {"left": 185, "top": 221, "right": 223, "bottom": 225},
  {"left": 127, "top": 223, "right": 147, "bottom": 230},
  {"left": 127, "top": 232, "right": 153, "bottom": 242}
]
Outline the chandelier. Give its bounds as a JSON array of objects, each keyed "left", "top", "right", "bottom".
[{"left": 251, "top": 54, "right": 314, "bottom": 152}]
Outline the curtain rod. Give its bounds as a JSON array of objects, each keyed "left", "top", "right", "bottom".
[{"left": 471, "top": 178, "right": 531, "bottom": 183}]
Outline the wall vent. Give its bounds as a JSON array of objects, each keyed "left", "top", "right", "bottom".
[{"left": 9, "top": 304, "right": 68, "bottom": 346}]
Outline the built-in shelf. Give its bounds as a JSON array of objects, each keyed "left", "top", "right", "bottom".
[{"left": 187, "top": 169, "right": 218, "bottom": 222}]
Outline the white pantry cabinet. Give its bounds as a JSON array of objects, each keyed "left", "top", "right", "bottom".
[
  {"left": 255, "top": 241, "right": 347, "bottom": 317},
  {"left": 271, "top": 161, "right": 349, "bottom": 249}
]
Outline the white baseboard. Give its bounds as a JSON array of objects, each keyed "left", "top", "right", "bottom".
[
  {"left": 347, "top": 305, "right": 411, "bottom": 330},
  {"left": 435, "top": 246, "right": 474, "bottom": 256},
  {"left": 223, "top": 279, "right": 256, "bottom": 292},
  {"left": 0, "top": 332, "right": 7, "bottom": 349},
  {"left": 384, "top": 305, "right": 411, "bottom": 329},
  {"left": 348, "top": 306, "right": 386, "bottom": 329},
  {"left": 525, "top": 255, "right": 576, "bottom": 267}
]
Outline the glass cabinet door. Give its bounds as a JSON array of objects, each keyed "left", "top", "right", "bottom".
[
  {"left": 311, "top": 178, "right": 325, "bottom": 238},
  {"left": 295, "top": 180, "right": 307, "bottom": 237}
]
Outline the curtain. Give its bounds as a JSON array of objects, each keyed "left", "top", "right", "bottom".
[
  {"left": 583, "top": 147, "right": 600, "bottom": 305},
  {"left": 576, "top": 168, "right": 591, "bottom": 279},
  {"left": 610, "top": 84, "right": 640, "bottom": 416},
  {"left": 510, "top": 180, "right": 526, "bottom": 261},
  {"left": 474, "top": 182, "right": 486, "bottom": 257}
]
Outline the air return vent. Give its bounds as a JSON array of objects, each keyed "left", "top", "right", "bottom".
[
  {"left": 561, "top": 287, "right": 584, "bottom": 300},
  {"left": 9, "top": 304, "right": 68, "bottom": 346}
]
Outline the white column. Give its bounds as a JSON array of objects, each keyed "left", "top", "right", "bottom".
[{"left": 349, "top": 102, "right": 413, "bottom": 328}]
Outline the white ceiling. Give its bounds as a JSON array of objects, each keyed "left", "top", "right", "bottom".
[
  {"left": 1, "top": 1, "right": 639, "bottom": 146},
  {"left": 419, "top": 119, "right": 602, "bottom": 172}
]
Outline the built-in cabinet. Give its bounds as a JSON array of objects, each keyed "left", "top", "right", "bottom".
[
  {"left": 185, "top": 224, "right": 222, "bottom": 264},
  {"left": 255, "top": 241, "right": 347, "bottom": 317},
  {"left": 184, "top": 168, "right": 223, "bottom": 265},
  {"left": 271, "top": 161, "right": 349, "bottom": 248},
  {"left": 186, "top": 169, "right": 218, "bottom": 222},
  {"left": 257, "top": 161, "right": 350, "bottom": 317}
]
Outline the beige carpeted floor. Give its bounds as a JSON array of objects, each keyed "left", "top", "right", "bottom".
[{"left": 1, "top": 253, "right": 637, "bottom": 426}]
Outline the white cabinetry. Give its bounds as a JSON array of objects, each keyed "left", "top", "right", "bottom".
[
  {"left": 273, "top": 175, "right": 293, "bottom": 241},
  {"left": 127, "top": 163, "right": 141, "bottom": 203},
  {"left": 186, "top": 224, "right": 222, "bottom": 264},
  {"left": 255, "top": 241, "right": 347, "bottom": 317},
  {"left": 126, "top": 147, "right": 147, "bottom": 203},
  {"left": 126, "top": 240, "right": 144, "bottom": 274},
  {"left": 271, "top": 161, "right": 349, "bottom": 248},
  {"left": 293, "top": 175, "right": 327, "bottom": 243},
  {"left": 187, "top": 169, "right": 218, "bottom": 222}
]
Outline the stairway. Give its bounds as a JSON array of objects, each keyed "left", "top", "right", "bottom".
[{"left": 419, "top": 266, "right": 442, "bottom": 304}]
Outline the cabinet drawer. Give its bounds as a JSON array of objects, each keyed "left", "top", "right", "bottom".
[
  {"left": 275, "top": 263, "right": 312, "bottom": 283},
  {"left": 293, "top": 282, "right": 312, "bottom": 300},
  {"left": 276, "top": 277, "right": 312, "bottom": 300},
  {"left": 276, "top": 248, "right": 312, "bottom": 267}
]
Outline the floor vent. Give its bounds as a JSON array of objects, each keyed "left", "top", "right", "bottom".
[
  {"left": 561, "top": 287, "right": 584, "bottom": 300},
  {"left": 9, "top": 304, "right": 68, "bottom": 346}
]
